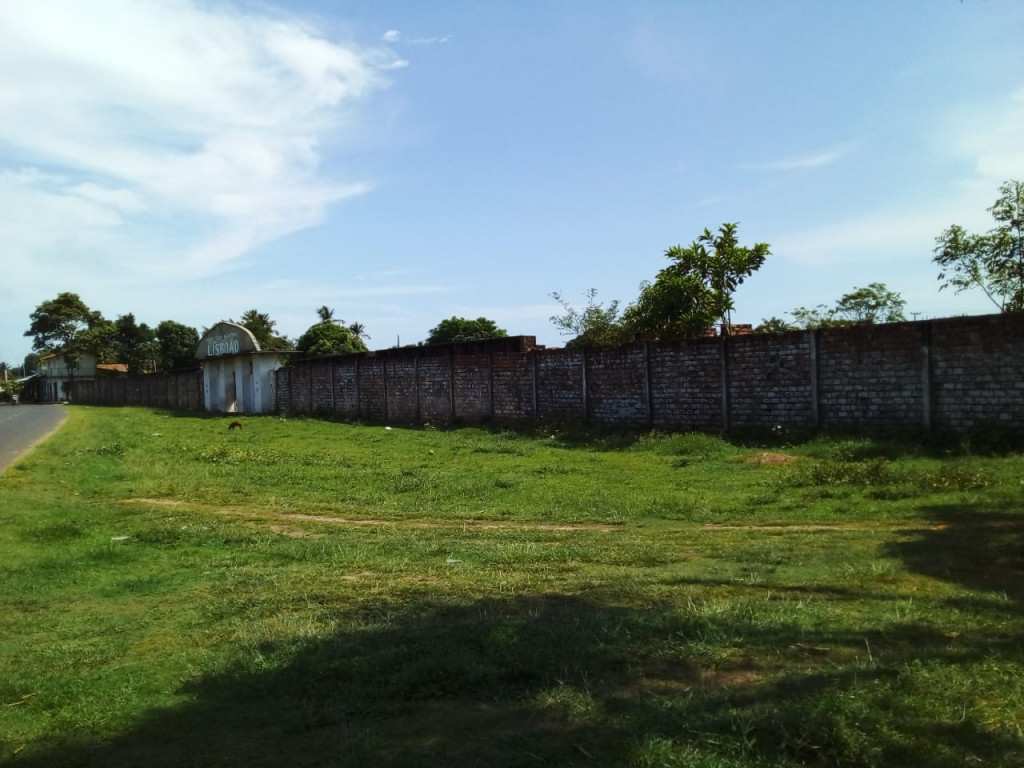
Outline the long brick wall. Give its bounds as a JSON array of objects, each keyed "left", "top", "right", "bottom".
[
  {"left": 272, "top": 313, "right": 1024, "bottom": 434},
  {"left": 71, "top": 370, "right": 204, "bottom": 410},
  {"left": 68, "top": 314, "right": 1024, "bottom": 434}
]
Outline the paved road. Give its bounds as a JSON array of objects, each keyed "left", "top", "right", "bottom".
[{"left": 0, "top": 404, "right": 69, "bottom": 474}]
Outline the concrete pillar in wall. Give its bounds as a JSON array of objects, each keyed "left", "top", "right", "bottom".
[
  {"left": 720, "top": 335, "right": 730, "bottom": 432},
  {"left": 531, "top": 349, "right": 539, "bottom": 419},
  {"left": 644, "top": 342, "right": 654, "bottom": 426},
  {"left": 921, "top": 322, "right": 933, "bottom": 432},
  {"left": 809, "top": 329, "right": 820, "bottom": 430}
]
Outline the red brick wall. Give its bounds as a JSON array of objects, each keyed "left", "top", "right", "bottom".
[
  {"left": 726, "top": 332, "right": 815, "bottom": 430},
  {"left": 72, "top": 370, "right": 203, "bottom": 410},
  {"left": 649, "top": 339, "right": 723, "bottom": 429},
  {"left": 817, "top": 323, "right": 924, "bottom": 430},
  {"left": 536, "top": 348, "right": 585, "bottom": 420},
  {"left": 268, "top": 316, "right": 1023, "bottom": 435},
  {"left": 586, "top": 345, "right": 649, "bottom": 425},
  {"left": 931, "top": 313, "right": 1024, "bottom": 431}
]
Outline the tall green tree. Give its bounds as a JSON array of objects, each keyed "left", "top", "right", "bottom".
[
  {"left": 348, "top": 322, "right": 370, "bottom": 343},
  {"left": 24, "top": 292, "right": 104, "bottom": 353},
  {"left": 933, "top": 179, "right": 1024, "bottom": 312},
  {"left": 296, "top": 322, "right": 367, "bottom": 357},
  {"left": 316, "top": 306, "right": 341, "bottom": 324},
  {"left": 791, "top": 283, "right": 907, "bottom": 328},
  {"left": 622, "top": 223, "right": 770, "bottom": 340},
  {"left": 425, "top": 317, "right": 508, "bottom": 345},
  {"left": 549, "top": 288, "right": 625, "bottom": 347},
  {"left": 111, "top": 314, "right": 158, "bottom": 374},
  {"left": 24, "top": 293, "right": 108, "bottom": 390},
  {"left": 155, "top": 321, "right": 200, "bottom": 372},
  {"left": 237, "top": 309, "right": 293, "bottom": 351}
]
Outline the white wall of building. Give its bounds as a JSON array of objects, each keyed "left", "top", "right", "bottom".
[{"left": 202, "top": 353, "right": 280, "bottom": 413}]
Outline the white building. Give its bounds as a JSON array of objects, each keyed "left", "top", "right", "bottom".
[{"left": 196, "top": 322, "right": 285, "bottom": 413}]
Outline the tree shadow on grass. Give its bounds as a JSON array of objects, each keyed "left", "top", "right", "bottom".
[
  {"left": 11, "top": 593, "right": 1024, "bottom": 768},
  {"left": 887, "top": 501, "right": 1024, "bottom": 613}
]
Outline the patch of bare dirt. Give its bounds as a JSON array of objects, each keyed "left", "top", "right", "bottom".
[
  {"left": 700, "top": 665, "right": 762, "bottom": 689},
  {"left": 703, "top": 522, "right": 925, "bottom": 532},
  {"left": 285, "top": 514, "right": 395, "bottom": 526},
  {"left": 267, "top": 524, "right": 319, "bottom": 538},
  {"left": 704, "top": 523, "right": 855, "bottom": 531},
  {"left": 121, "top": 499, "right": 619, "bottom": 534},
  {"left": 473, "top": 522, "right": 618, "bottom": 532},
  {"left": 746, "top": 452, "right": 800, "bottom": 465}
]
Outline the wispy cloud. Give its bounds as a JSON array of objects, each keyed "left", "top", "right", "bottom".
[
  {"left": 937, "top": 85, "right": 1024, "bottom": 180},
  {"left": 774, "top": 209, "right": 952, "bottom": 267},
  {"left": 380, "top": 29, "right": 452, "bottom": 46},
  {"left": 0, "top": 0, "right": 400, "bottom": 286},
  {"left": 774, "top": 82, "right": 1024, "bottom": 271},
  {"left": 741, "top": 142, "right": 858, "bottom": 172}
]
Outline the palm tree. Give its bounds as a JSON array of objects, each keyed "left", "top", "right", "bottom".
[
  {"left": 238, "top": 309, "right": 277, "bottom": 348},
  {"left": 316, "top": 306, "right": 342, "bottom": 324},
  {"left": 348, "top": 322, "right": 370, "bottom": 341}
]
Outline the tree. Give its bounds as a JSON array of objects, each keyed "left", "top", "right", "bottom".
[
  {"left": 425, "top": 317, "right": 508, "bottom": 345},
  {"left": 24, "top": 292, "right": 107, "bottom": 392},
  {"left": 155, "top": 320, "right": 200, "bottom": 372},
  {"left": 348, "top": 322, "right": 370, "bottom": 343},
  {"left": 789, "top": 304, "right": 834, "bottom": 330},
  {"left": 237, "top": 309, "right": 294, "bottom": 351},
  {"left": 316, "top": 306, "right": 342, "bottom": 324},
  {"left": 24, "top": 292, "right": 105, "bottom": 353},
  {"left": 755, "top": 316, "right": 797, "bottom": 334},
  {"left": 549, "top": 288, "right": 625, "bottom": 347},
  {"left": 0, "top": 376, "right": 24, "bottom": 402},
  {"left": 832, "top": 283, "right": 906, "bottom": 324},
  {"left": 296, "top": 322, "right": 367, "bottom": 357},
  {"left": 622, "top": 223, "right": 770, "bottom": 340},
  {"left": 110, "top": 314, "right": 158, "bottom": 374},
  {"left": 238, "top": 309, "right": 275, "bottom": 346},
  {"left": 791, "top": 283, "right": 906, "bottom": 329},
  {"left": 933, "top": 179, "right": 1024, "bottom": 312}
]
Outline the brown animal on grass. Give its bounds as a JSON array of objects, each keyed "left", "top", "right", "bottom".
[{"left": 228, "top": 420, "right": 243, "bottom": 431}]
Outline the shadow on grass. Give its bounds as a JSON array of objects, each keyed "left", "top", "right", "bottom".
[
  {"left": 13, "top": 592, "right": 1024, "bottom": 768},
  {"left": 888, "top": 501, "right": 1024, "bottom": 612}
]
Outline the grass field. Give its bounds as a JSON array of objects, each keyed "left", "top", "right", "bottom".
[{"left": 1, "top": 406, "right": 1022, "bottom": 767}]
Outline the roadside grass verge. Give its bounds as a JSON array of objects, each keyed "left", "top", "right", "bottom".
[{"left": 1, "top": 406, "right": 1022, "bottom": 767}]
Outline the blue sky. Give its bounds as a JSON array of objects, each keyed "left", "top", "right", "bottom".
[{"left": 2, "top": 0, "right": 1022, "bottom": 364}]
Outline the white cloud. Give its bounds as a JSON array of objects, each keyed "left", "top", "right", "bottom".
[
  {"left": 774, "top": 209, "right": 949, "bottom": 267},
  {"left": 380, "top": 28, "right": 451, "bottom": 46},
  {"left": 938, "top": 85, "right": 1024, "bottom": 181},
  {"left": 774, "top": 84, "right": 1024, "bottom": 272},
  {"left": 406, "top": 34, "right": 452, "bottom": 45},
  {"left": 741, "top": 142, "right": 857, "bottom": 172},
  {"left": 71, "top": 183, "right": 148, "bottom": 213},
  {"left": 0, "top": 0, "right": 396, "bottom": 283},
  {"left": 0, "top": 0, "right": 412, "bottom": 361}
]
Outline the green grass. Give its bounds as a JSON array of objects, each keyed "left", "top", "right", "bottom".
[{"left": 1, "top": 407, "right": 1022, "bottom": 767}]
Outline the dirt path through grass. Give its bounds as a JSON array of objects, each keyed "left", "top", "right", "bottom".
[{"left": 122, "top": 498, "right": 621, "bottom": 532}]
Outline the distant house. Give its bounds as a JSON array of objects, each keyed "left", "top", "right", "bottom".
[{"left": 38, "top": 352, "right": 127, "bottom": 402}]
